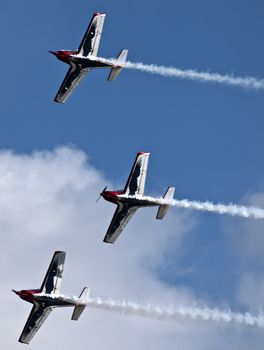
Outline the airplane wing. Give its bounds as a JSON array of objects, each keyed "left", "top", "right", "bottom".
[
  {"left": 19, "top": 305, "right": 52, "bottom": 344},
  {"left": 103, "top": 204, "right": 138, "bottom": 244},
  {"left": 123, "top": 152, "right": 150, "bottom": 196},
  {"left": 54, "top": 64, "right": 90, "bottom": 103},
  {"left": 77, "top": 13, "right": 106, "bottom": 57},
  {"left": 40, "top": 251, "right": 65, "bottom": 294}
]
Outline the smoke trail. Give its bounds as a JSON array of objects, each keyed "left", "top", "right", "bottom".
[
  {"left": 94, "top": 55, "right": 264, "bottom": 91},
  {"left": 171, "top": 198, "right": 264, "bottom": 219},
  {"left": 125, "top": 61, "right": 264, "bottom": 91},
  {"left": 87, "top": 297, "right": 264, "bottom": 328},
  {"left": 120, "top": 195, "right": 264, "bottom": 220}
]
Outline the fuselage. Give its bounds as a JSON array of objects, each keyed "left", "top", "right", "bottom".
[
  {"left": 13, "top": 289, "right": 78, "bottom": 308},
  {"left": 49, "top": 50, "right": 115, "bottom": 69},
  {"left": 101, "top": 190, "right": 159, "bottom": 208}
]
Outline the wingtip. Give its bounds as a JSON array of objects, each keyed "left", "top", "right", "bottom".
[
  {"left": 103, "top": 238, "right": 114, "bottom": 244},
  {"left": 94, "top": 12, "right": 106, "bottom": 16},
  {"left": 137, "top": 151, "right": 150, "bottom": 155},
  {"left": 54, "top": 250, "right": 66, "bottom": 256},
  {"left": 54, "top": 98, "right": 64, "bottom": 104}
]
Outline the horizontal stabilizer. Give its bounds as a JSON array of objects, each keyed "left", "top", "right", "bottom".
[
  {"left": 107, "top": 49, "right": 128, "bottom": 81},
  {"left": 71, "top": 287, "right": 90, "bottom": 321},
  {"left": 156, "top": 187, "right": 175, "bottom": 220}
]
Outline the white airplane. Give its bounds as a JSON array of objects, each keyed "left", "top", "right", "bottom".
[
  {"left": 50, "top": 12, "right": 128, "bottom": 103},
  {"left": 99, "top": 152, "right": 175, "bottom": 243},
  {"left": 13, "top": 251, "right": 89, "bottom": 344}
]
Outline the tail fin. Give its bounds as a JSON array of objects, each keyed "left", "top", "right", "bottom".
[
  {"left": 156, "top": 187, "right": 175, "bottom": 220},
  {"left": 71, "top": 287, "right": 90, "bottom": 321},
  {"left": 107, "top": 49, "right": 128, "bottom": 81}
]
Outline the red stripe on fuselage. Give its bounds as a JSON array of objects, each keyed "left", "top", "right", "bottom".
[
  {"left": 15, "top": 289, "right": 40, "bottom": 304},
  {"left": 101, "top": 190, "right": 122, "bottom": 204},
  {"left": 52, "top": 50, "right": 76, "bottom": 64}
]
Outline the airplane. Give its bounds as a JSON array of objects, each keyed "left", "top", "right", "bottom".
[
  {"left": 49, "top": 12, "right": 128, "bottom": 103},
  {"left": 13, "top": 251, "right": 89, "bottom": 344},
  {"left": 98, "top": 152, "right": 175, "bottom": 244}
]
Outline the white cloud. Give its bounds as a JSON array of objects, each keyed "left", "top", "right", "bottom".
[
  {"left": 0, "top": 146, "right": 263, "bottom": 349},
  {"left": 237, "top": 273, "right": 264, "bottom": 311},
  {"left": 225, "top": 191, "right": 264, "bottom": 314},
  {"left": 235, "top": 192, "right": 264, "bottom": 262}
]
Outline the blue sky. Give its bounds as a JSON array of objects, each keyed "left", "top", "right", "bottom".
[
  {"left": 1, "top": 1, "right": 264, "bottom": 349},
  {"left": 1, "top": 1, "right": 264, "bottom": 196}
]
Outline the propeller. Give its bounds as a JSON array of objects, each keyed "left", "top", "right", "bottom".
[{"left": 96, "top": 186, "right": 107, "bottom": 203}]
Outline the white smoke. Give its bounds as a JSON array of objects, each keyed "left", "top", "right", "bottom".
[
  {"left": 124, "top": 61, "right": 264, "bottom": 91},
  {"left": 87, "top": 297, "right": 264, "bottom": 329},
  {"left": 120, "top": 195, "right": 264, "bottom": 220},
  {"left": 171, "top": 198, "right": 264, "bottom": 220}
]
